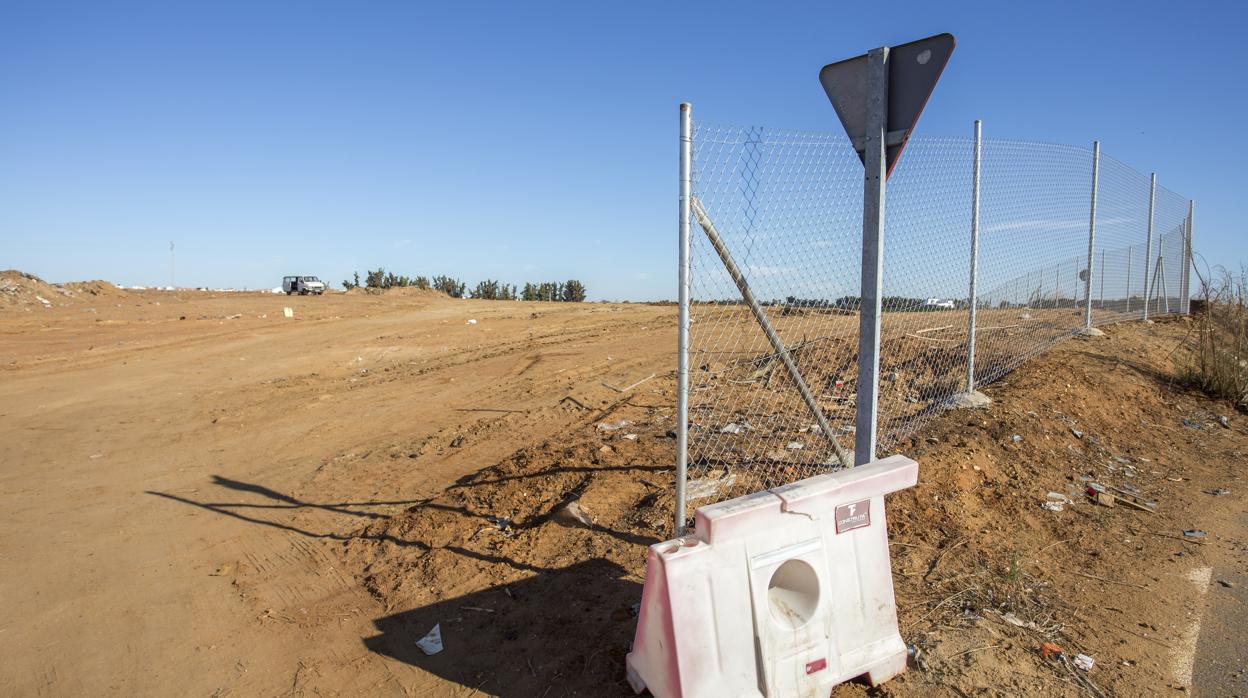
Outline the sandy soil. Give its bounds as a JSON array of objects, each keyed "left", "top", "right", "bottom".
[{"left": 1, "top": 283, "right": 1243, "bottom": 697}]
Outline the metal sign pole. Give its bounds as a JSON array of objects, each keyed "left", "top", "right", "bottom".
[
  {"left": 675, "top": 103, "right": 692, "bottom": 536},
  {"left": 855, "top": 46, "right": 889, "bottom": 467}
]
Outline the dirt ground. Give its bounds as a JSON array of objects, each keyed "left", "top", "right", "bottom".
[{"left": 1, "top": 276, "right": 1244, "bottom": 697}]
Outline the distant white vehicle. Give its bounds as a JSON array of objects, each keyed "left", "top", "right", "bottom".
[
  {"left": 923, "top": 297, "right": 955, "bottom": 310},
  {"left": 282, "top": 276, "right": 325, "bottom": 295}
]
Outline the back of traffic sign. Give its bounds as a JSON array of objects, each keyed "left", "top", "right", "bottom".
[{"left": 819, "top": 33, "right": 955, "bottom": 177}]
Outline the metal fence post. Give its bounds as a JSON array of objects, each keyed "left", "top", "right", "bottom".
[
  {"left": 855, "top": 46, "right": 889, "bottom": 467},
  {"left": 1183, "top": 200, "right": 1194, "bottom": 313},
  {"left": 1099, "top": 253, "right": 1105, "bottom": 309},
  {"left": 1143, "top": 173, "right": 1155, "bottom": 321},
  {"left": 1082, "top": 141, "right": 1100, "bottom": 331},
  {"left": 965, "top": 120, "right": 982, "bottom": 393},
  {"left": 675, "top": 102, "right": 692, "bottom": 536},
  {"left": 1126, "top": 247, "right": 1132, "bottom": 314}
]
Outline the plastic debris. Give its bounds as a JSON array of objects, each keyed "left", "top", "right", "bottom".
[
  {"left": 1073, "top": 654, "right": 1094, "bottom": 671},
  {"left": 1218, "top": 415, "right": 1230, "bottom": 428},
  {"left": 283, "top": 307, "right": 293, "bottom": 318},
  {"left": 1012, "top": 435, "right": 1022, "bottom": 443},
  {"left": 686, "top": 471, "right": 737, "bottom": 501},
  {"left": 1040, "top": 642, "right": 1065, "bottom": 660},
  {"left": 415, "top": 623, "right": 443, "bottom": 655},
  {"left": 597, "top": 419, "right": 631, "bottom": 431},
  {"left": 1205, "top": 487, "right": 1231, "bottom": 496},
  {"left": 786, "top": 441, "right": 804, "bottom": 450},
  {"left": 719, "top": 422, "right": 747, "bottom": 434},
  {"left": 466, "top": 319, "right": 477, "bottom": 325},
  {"left": 554, "top": 500, "right": 594, "bottom": 527},
  {"left": 1070, "top": 427, "right": 1084, "bottom": 439},
  {"left": 1182, "top": 530, "right": 1207, "bottom": 538}
]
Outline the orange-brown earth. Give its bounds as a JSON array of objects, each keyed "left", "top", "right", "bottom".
[{"left": 0, "top": 280, "right": 1243, "bottom": 697}]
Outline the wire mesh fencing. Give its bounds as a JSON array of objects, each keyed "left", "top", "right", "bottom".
[{"left": 681, "top": 118, "right": 1193, "bottom": 513}]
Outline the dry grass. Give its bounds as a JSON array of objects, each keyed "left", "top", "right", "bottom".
[{"left": 1182, "top": 266, "right": 1248, "bottom": 409}]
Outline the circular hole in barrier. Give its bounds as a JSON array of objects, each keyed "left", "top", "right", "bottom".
[{"left": 767, "top": 559, "right": 821, "bottom": 630}]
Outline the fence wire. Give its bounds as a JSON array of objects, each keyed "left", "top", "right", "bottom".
[{"left": 684, "top": 120, "right": 1192, "bottom": 511}]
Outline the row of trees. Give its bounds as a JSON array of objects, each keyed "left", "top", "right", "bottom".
[{"left": 342, "top": 269, "right": 586, "bottom": 302}]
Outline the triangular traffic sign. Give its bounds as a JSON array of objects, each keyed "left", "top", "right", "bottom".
[{"left": 819, "top": 33, "right": 955, "bottom": 178}]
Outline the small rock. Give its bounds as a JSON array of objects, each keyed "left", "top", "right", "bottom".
[
  {"left": 449, "top": 435, "right": 465, "bottom": 448},
  {"left": 1217, "top": 579, "right": 1235, "bottom": 589}
]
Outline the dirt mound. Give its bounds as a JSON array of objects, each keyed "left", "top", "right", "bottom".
[
  {"left": 0, "top": 269, "right": 71, "bottom": 309},
  {"left": 1, "top": 270, "right": 130, "bottom": 310},
  {"left": 62, "top": 279, "right": 126, "bottom": 297},
  {"left": 384, "top": 286, "right": 450, "bottom": 298}
]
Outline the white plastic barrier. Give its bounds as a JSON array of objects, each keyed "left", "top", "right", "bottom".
[{"left": 626, "top": 455, "right": 918, "bottom": 698}]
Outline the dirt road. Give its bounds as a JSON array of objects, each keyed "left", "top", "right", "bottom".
[
  {"left": 1, "top": 285, "right": 1243, "bottom": 697},
  {"left": 0, "top": 289, "right": 673, "bottom": 695}
]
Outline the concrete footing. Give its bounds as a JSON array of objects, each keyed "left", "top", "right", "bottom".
[{"left": 949, "top": 390, "right": 992, "bottom": 410}]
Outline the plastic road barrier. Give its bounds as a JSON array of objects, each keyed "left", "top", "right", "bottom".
[{"left": 626, "top": 455, "right": 919, "bottom": 697}]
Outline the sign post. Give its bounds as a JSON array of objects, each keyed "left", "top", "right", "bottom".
[{"left": 819, "top": 33, "right": 955, "bottom": 464}]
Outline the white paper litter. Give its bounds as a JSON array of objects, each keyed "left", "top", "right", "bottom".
[{"left": 415, "top": 623, "right": 443, "bottom": 655}]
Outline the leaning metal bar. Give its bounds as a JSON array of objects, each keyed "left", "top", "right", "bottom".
[
  {"left": 1083, "top": 141, "right": 1100, "bottom": 328},
  {"left": 855, "top": 45, "right": 889, "bottom": 467},
  {"left": 965, "top": 119, "right": 982, "bottom": 392},
  {"left": 1143, "top": 173, "right": 1155, "bottom": 321},
  {"left": 675, "top": 103, "right": 692, "bottom": 535},
  {"left": 689, "top": 197, "right": 853, "bottom": 468}
]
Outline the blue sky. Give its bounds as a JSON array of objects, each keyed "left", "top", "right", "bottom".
[{"left": 2, "top": 1, "right": 1243, "bottom": 299}]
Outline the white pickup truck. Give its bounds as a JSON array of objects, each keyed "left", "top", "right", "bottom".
[{"left": 282, "top": 276, "right": 326, "bottom": 295}]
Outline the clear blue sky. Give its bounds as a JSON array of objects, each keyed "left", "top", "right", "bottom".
[{"left": 2, "top": 1, "right": 1243, "bottom": 299}]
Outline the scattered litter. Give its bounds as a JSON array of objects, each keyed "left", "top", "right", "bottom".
[
  {"left": 1039, "top": 642, "right": 1065, "bottom": 660},
  {"left": 449, "top": 435, "right": 464, "bottom": 448},
  {"left": 1181, "top": 418, "right": 1202, "bottom": 430},
  {"left": 1073, "top": 653, "right": 1095, "bottom": 672},
  {"left": 461, "top": 606, "right": 494, "bottom": 613},
  {"left": 1042, "top": 500, "right": 1065, "bottom": 512},
  {"left": 1000, "top": 612, "right": 1037, "bottom": 629},
  {"left": 1182, "top": 530, "right": 1207, "bottom": 539},
  {"left": 1218, "top": 579, "right": 1236, "bottom": 589},
  {"left": 1012, "top": 435, "right": 1022, "bottom": 443},
  {"left": 466, "top": 319, "right": 477, "bottom": 325},
  {"left": 225, "top": 313, "right": 242, "bottom": 320},
  {"left": 1070, "top": 427, "right": 1084, "bottom": 439},
  {"left": 622, "top": 433, "right": 638, "bottom": 441},
  {"left": 1205, "top": 487, "right": 1230, "bottom": 496},
  {"left": 687, "top": 471, "right": 737, "bottom": 501},
  {"left": 597, "top": 419, "right": 631, "bottom": 431},
  {"left": 553, "top": 500, "right": 594, "bottom": 527},
  {"left": 1217, "top": 415, "right": 1230, "bottom": 428},
  {"left": 415, "top": 624, "right": 444, "bottom": 655},
  {"left": 283, "top": 307, "right": 293, "bottom": 318},
  {"left": 719, "top": 421, "right": 751, "bottom": 434},
  {"left": 786, "top": 441, "right": 804, "bottom": 450}
]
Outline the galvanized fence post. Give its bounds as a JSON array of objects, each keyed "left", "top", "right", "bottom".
[
  {"left": 1083, "top": 141, "right": 1100, "bottom": 330},
  {"left": 1143, "top": 174, "right": 1155, "bottom": 321},
  {"left": 1126, "top": 246, "right": 1132, "bottom": 314},
  {"left": 1183, "top": 200, "right": 1194, "bottom": 313},
  {"left": 675, "top": 102, "right": 692, "bottom": 536},
  {"left": 965, "top": 120, "right": 982, "bottom": 393},
  {"left": 855, "top": 46, "right": 889, "bottom": 466}
]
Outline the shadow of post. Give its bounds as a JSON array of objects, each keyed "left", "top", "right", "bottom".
[{"left": 364, "top": 558, "right": 642, "bottom": 697}]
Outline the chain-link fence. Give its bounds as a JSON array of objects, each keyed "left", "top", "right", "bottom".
[{"left": 679, "top": 114, "right": 1193, "bottom": 516}]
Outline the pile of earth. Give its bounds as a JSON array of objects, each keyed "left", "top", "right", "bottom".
[{"left": 0, "top": 270, "right": 127, "bottom": 310}]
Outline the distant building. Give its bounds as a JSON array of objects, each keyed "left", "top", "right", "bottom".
[{"left": 923, "top": 297, "right": 955, "bottom": 310}]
